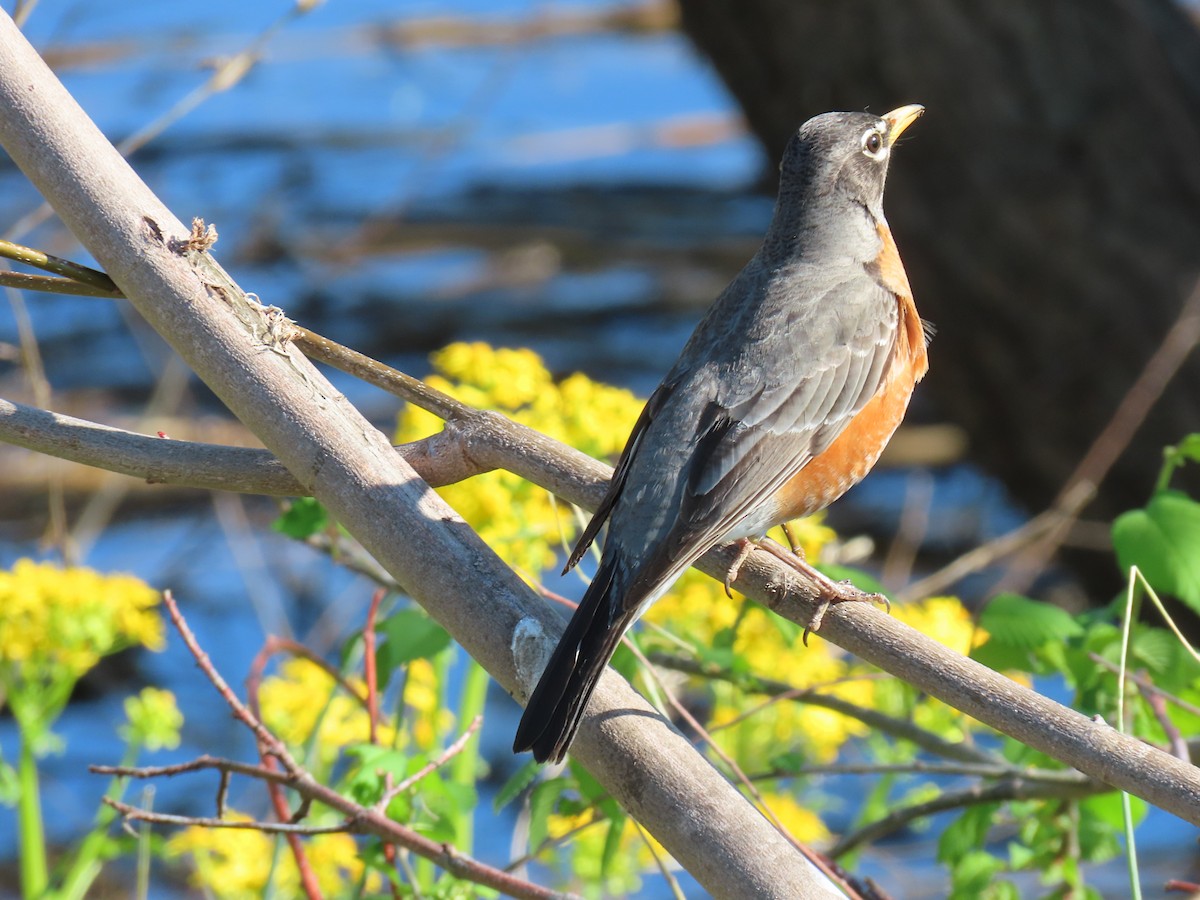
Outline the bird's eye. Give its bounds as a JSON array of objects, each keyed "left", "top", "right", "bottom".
[{"left": 861, "top": 128, "right": 886, "bottom": 159}]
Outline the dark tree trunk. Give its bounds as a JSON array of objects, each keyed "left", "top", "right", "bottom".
[{"left": 678, "top": 0, "right": 1200, "bottom": 532}]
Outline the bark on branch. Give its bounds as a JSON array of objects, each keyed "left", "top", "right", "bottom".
[
  {"left": 2, "top": 330, "right": 1200, "bottom": 828},
  {"left": 0, "top": 14, "right": 837, "bottom": 898},
  {"left": 1, "top": 10, "right": 1199, "bottom": 883}
]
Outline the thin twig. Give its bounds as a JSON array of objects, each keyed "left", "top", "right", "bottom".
[
  {"left": 1000, "top": 280, "right": 1200, "bottom": 592},
  {"left": 749, "top": 760, "right": 1087, "bottom": 784},
  {"left": 102, "top": 626, "right": 581, "bottom": 900},
  {"left": 103, "top": 798, "right": 349, "bottom": 835},
  {"left": 163, "top": 591, "right": 301, "bottom": 773},
  {"left": 632, "top": 819, "right": 687, "bottom": 900},
  {"left": 0, "top": 270, "right": 121, "bottom": 296},
  {"left": 0, "top": 237, "right": 122, "bottom": 290},
  {"left": 244, "top": 635, "right": 321, "bottom": 896},
  {"left": 830, "top": 775, "right": 1096, "bottom": 858},
  {"left": 648, "top": 652, "right": 999, "bottom": 765},
  {"left": 91, "top": 755, "right": 293, "bottom": 786},
  {"left": 365, "top": 589, "right": 386, "bottom": 746},
  {"left": 375, "top": 717, "right": 483, "bottom": 812}
]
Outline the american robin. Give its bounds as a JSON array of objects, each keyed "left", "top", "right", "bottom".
[{"left": 514, "top": 105, "right": 929, "bottom": 763}]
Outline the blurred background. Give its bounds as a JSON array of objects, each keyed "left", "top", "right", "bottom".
[{"left": 2, "top": 0, "right": 1199, "bottom": 896}]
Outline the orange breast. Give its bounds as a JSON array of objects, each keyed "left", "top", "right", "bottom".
[{"left": 773, "top": 281, "right": 927, "bottom": 522}]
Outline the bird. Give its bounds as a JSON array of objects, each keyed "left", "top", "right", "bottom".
[{"left": 514, "top": 105, "right": 929, "bottom": 764}]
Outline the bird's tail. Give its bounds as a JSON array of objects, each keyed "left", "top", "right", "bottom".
[{"left": 513, "top": 556, "right": 639, "bottom": 763}]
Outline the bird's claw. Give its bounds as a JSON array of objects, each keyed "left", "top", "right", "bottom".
[{"left": 801, "top": 585, "right": 890, "bottom": 645}]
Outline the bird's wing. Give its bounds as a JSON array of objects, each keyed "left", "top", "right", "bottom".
[
  {"left": 622, "top": 274, "right": 900, "bottom": 596},
  {"left": 562, "top": 375, "right": 678, "bottom": 573}
]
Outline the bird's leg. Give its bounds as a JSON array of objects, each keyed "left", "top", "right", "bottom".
[
  {"left": 780, "top": 522, "right": 806, "bottom": 558},
  {"left": 723, "top": 538, "right": 756, "bottom": 598},
  {"left": 756, "top": 539, "right": 889, "bottom": 643}
]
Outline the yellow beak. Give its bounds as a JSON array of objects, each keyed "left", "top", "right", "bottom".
[{"left": 884, "top": 104, "right": 925, "bottom": 142}]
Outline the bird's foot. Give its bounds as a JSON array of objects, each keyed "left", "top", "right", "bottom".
[
  {"left": 780, "top": 522, "right": 807, "bottom": 559},
  {"left": 755, "top": 538, "right": 889, "bottom": 644},
  {"left": 802, "top": 587, "right": 890, "bottom": 645},
  {"left": 724, "top": 538, "right": 756, "bottom": 598}
]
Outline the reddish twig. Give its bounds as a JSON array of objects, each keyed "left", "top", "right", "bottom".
[
  {"left": 119, "top": 600, "right": 581, "bottom": 900},
  {"left": 365, "top": 588, "right": 387, "bottom": 745},
  {"left": 362, "top": 587, "right": 400, "bottom": 900},
  {"left": 244, "top": 633, "right": 321, "bottom": 899},
  {"left": 164, "top": 591, "right": 299, "bottom": 772}
]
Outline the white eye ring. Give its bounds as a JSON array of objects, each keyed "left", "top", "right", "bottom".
[{"left": 861, "top": 126, "right": 887, "bottom": 160}]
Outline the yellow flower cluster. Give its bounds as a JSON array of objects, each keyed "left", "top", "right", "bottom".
[
  {"left": 643, "top": 560, "right": 873, "bottom": 763},
  {"left": 403, "top": 656, "right": 456, "bottom": 750},
  {"left": 395, "top": 342, "right": 642, "bottom": 578},
  {"left": 259, "top": 658, "right": 396, "bottom": 766},
  {"left": 0, "top": 558, "right": 163, "bottom": 680},
  {"left": 122, "top": 686, "right": 183, "bottom": 751},
  {"left": 648, "top": 575, "right": 981, "bottom": 764},
  {"left": 167, "top": 812, "right": 379, "bottom": 898},
  {"left": 892, "top": 595, "right": 986, "bottom": 655},
  {"left": 762, "top": 791, "right": 832, "bottom": 845}
]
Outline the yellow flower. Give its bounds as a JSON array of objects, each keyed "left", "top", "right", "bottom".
[
  {"left": 762, "top": 791, "right": 831, "bottom": 845},
  {"left": 167, "top": 814, "right": 274, "bottom": 898},
  {"left": 167, "top": 811, "right": 381, "bottom": 898},
  {"left": 893, "top": 596, "right": 985, "bottom": 654},
  {"left": 259, "top": 658, "right": 396, "bottom": 766},
  {"left": 122, "top": 687, "right": 183, "bottom": 751},
  {"left": 396, "top": 343, "right": 643, "bottom": 578},
  {"left": 403, "top": 657, "right": 455, "bottom": 750},
  {"left": 0, "top": 559, "right": 162, "bottom": 681}
]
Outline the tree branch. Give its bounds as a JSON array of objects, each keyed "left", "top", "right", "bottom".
[
  {"left": 3, "top": 299, "right": 1200, "bottom": 827},
  {"left": 96, "top": 765, "right": 579, "bottom": 900},
  {"left": 0, "top": 15, "right": 839, "bottom": 898},
  {"left": 830, "top": 776, "right": 1096, "bottom": 858}
]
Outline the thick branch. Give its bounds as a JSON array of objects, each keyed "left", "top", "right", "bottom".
[
  {"left": 3, "top": 339, "right": 1200, "bottom": 825},
  {"left": 0, "top": 15, "right": 836, "bottom": 898},
  {"left": 0, "top": 397, "right": 488, "bottom": 496}
]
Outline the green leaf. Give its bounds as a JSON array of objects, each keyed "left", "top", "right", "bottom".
[
  {"left": 1169, "top": 433, "right": 1200, "bottom": 465},
  {"left": 1081, "top": 791, "right": 1146, "bottom": 832},
  {"left": 769, "top": 751, "right": 807, "bottom": 775},
  {"left": 970, "top": 636, "right": 1035, "bottom": 674},
  {"left": 600, "top": 813, "right": 626, "bottom": 877},
  {"left": 1130, "top": 627, "right": 1176, "bottom": 672},
  {"left": 938, "top": 804, "right": 997, "bottom": 863},
  {"left": 948, "top": 849, "right": 1004, "bottom": 897},
  {"left": 1113, "top": 490, "right": 1200, "bottom": 611},
  {"left": 977, "top": 593, "right": 1083, "bottom": 649},
  {"left": 1159, "top": 433, "right": 1200, "bottom": 490},
  {"left": 527, "top": 779, "right": 567, "bottom": 852},
  {"left": 493, "top": 761, "right": 540, "bottom": 812},
  {"left": 375, "top": 608, "right": 452, "bottom": 689},
  {"left": 343, "top": 744, "right": 411, "bottom": 807},
  {"left": 272, "top": 497, "right": 328, "bottom": 539}
]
